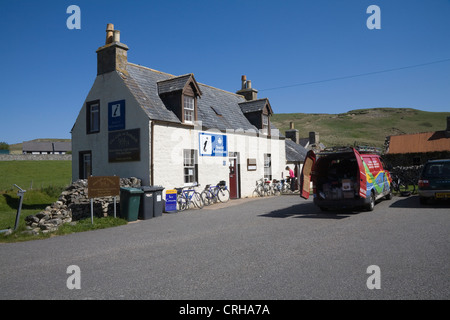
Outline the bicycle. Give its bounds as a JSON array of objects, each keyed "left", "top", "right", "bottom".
[
  {"left": 271, "top": 179, "right": 281, "bottom": 196},
  {"left": 201, "top": 181, "right": 230, "bottom": 205},
  {"left": 253, "top": 178, "right": 265, "bottom": 197},
  {"left": 201, "top": 184, "right": 217, "bottom": 206},
  {"left": 263, "top": 179, "right": 273, "bottom": 196},
  {"left": 176, "top": 183, "right": 204, "bottom": 211},
  {"left": 390, "top": 171, "right": 416, "bottom": 196},
  {"left": 279, "top": 178, "right": 291, "bottom": 194}
]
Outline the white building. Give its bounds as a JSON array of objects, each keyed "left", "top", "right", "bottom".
[{"left": 71, "top": 24, "right": 286, "bottom": 198}]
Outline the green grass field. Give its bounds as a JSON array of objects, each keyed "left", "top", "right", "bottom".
[
  {"left": 0, "top": 161, "right": 71, "bottom": 239},
  {"left": 0, "top": 160, "right": 72, "bottom": 191},
  {"left": 0, "top": 160, "right": 127, "bottom": 242}
]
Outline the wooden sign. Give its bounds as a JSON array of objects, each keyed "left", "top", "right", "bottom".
[{"left": 88, "top": 176, "right": 120, "bottom": 198}]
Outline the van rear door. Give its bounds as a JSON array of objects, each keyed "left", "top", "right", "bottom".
[
  {"left": 353, "top": 148, "right": 367, "bottom": 198},
  {"left": 300, "top": 150, "right": 316, "bottom": 199}
]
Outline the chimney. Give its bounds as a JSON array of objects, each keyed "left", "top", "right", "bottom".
[
  {"left": 309, "top": 131, "right": 319, "bottom": 145},
  {"left": 236, "top": 75, "right": 258, "bottom": 101},
  {"left": 285, "top": 122, "right": 299, "bottom": 144},
  {"left": 96, "top": 23, "right": 129, "bottom": 76}
]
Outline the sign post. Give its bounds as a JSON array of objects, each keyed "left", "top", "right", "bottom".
[{"left": 87, "top": 176, "right": 120, "bottom": 224}]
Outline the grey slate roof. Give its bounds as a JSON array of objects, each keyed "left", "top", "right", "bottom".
[
  {"left": 285, "top": 139, "right": 307, "bottom": 162},
  {"left": 238, "top": 99, "right": 271, "bottom": 114},
  {"left": 121, "top": 63, "right": 260, "bottom": 131},
  {"left": 22, "top": 141, "right": 71, "bottom": 153},
  {"left": 157, "top": 74, "right": 193, "bottom": 95}
]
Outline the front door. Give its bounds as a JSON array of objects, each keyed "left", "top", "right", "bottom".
[{"left": 229, "top": 152, "right": 240, "bottom": 199}]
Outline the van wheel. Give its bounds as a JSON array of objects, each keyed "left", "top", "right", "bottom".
[{"left": 366, "top": 192, "right": 375, "bottom": 211}]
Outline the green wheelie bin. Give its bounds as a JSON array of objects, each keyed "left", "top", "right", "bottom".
[{"left": 119, "top": 187, "right": 143, "bottom": 221}]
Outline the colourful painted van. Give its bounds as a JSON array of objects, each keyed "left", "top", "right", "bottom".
[{"left": 300, "top": 146, "right": 392, "bottom": 211}]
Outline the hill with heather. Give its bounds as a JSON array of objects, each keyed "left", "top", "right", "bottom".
[{"left": 271, "top": 108, "right": 450, "bottom": 149}]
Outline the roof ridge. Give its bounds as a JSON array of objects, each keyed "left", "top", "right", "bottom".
[{"left": 128, "top": 62, "right": 245, "bottom": 99}]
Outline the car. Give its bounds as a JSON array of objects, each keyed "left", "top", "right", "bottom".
[
  {"left": 300, "top": 146, "right": 392, "bottom": 211},
  {"left": 418, "top": 159, "right": 450, "bottom": 204}
]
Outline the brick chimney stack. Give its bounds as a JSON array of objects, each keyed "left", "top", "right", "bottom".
[
  {"left": 96, "top": 23, "right": 129, "bottom": 76},
  {"left": 285, "top": 122, "right": 300, "bottom": 144}
]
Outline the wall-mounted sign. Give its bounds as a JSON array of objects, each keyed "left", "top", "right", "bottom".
[
  {"left": 108, "top": 128, "right": 140, "bottom": 162},
  {"left": 247, "top": 158, "right": 257, "bottom": 171},
  {"left": 199, "top": 133, "right": 227, "bottom": 157},
  {"left": 108, "top": 100, "right": 125, "bottom": 131}
]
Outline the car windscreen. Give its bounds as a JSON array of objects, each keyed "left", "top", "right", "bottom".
[{"left": 422, "top": 162, "right": 450, "bottom": 179}]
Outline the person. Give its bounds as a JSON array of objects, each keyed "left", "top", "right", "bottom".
[{"left": 286, "top": 166, "right": 295, "bottom": 191}]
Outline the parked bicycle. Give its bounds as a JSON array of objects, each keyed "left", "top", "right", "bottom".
[
  {"left": 253, "top": 178, "right": 266, "bottom": 197},
  {"left": 201, "top": 181, "right": 230, "bottom": 205},
  {"left": 175, "top": 183, "right": 204, "bottom": 211},
  {"left": 390, "top": 171, "right": 416, "bottom": 196}
]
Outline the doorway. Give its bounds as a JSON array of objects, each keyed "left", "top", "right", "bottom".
[{"left": 228, "top": 152, "right": 240, "bottom": 199}]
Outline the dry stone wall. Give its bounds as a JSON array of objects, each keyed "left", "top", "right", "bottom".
[{"left": 24, "top": 177, "right": 141, "bottom": 235}]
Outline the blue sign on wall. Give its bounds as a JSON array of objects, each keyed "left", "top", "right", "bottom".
[
  {"left": 199, "top": 133, "right": 227, "bottom": 157},
  {"left": 108, "top": 100, "right": 125, "bottom": 131}
]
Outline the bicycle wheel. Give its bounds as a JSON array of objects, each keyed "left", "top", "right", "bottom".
[
  {"left": 217, "top": 188, "right": 230, "bottom": 202},
  {"left": 201, "top": 190, "right": 211, "bottom": 206},
  {"left": 193, "top": 192, "right": 204, "bottom": 209},
  {"left": 177, "top": 196, "right": 187, "bottom": 211},
  {"left": 398, "top": 179, "right": 411, "bottom": 196}
]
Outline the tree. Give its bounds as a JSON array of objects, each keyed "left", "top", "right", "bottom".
[{"left": 0, "top": 142, "right": 9, "bottom": 150}]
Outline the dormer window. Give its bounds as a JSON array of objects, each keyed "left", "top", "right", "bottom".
[
  {"left": 157, "top": 74, "right": 202, "bottom": 125},
  {"left": 183, "top": 95, "right": 195, "bottom": 123},
  {"left": 262, "top": 114, "right": 269, "bottom": 131},
  {"left": 238, "top": 98, "right": 273, "bottom": 136}
]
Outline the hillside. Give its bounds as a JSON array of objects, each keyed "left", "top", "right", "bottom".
[{"left": 271, "top": 108, "right": 450, "bottom": 149}]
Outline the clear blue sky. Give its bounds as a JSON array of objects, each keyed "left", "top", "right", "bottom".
[{"left": 1, "top": 0, "right": 449, "bottom": 144}]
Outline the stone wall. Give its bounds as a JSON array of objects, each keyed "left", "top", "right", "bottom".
[
  {"left": 24, "top": 177, "right": 141, "bottom": 235},
  {"left": 0, "top": 154, "right": 72, "bottom": 161}
]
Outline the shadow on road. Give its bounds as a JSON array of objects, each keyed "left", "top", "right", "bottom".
[
  {"left": 390, "top": 195, "right": 450, "bottom": 209},
  {"left": 259, "top": 201, "right": 358, "bottom": 219}
]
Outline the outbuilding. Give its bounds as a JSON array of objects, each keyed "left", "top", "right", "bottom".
[{"left": 71, "top": 24, "right": 286, "bottom": 198}]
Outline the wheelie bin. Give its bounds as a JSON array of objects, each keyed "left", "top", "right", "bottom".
[{"left": 119, "top": 187, "right": 143, "bottom": 221}]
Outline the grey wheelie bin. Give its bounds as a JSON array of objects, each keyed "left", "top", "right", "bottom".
[
  {"left": 139, "top": 186, "right": 165, "bottom": 220},
  {"left": 119, "top": 187, "right": 143, "bottom": 222}
]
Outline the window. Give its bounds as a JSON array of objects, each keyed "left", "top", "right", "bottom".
[
  {"left": 183, "top": 95, "right": 195, "bottom": 123},
  {"left": 79, "top": 151, "right": 92, "bottom": 179},
  {"left": 183, "top": 149, "right": 198, "bottom": 184},
  {"left": 262, "top": 114, "right": 270, "bottom": 135},
  {"left": 86, "top": 100, "right": 100, "bottom": 134},
  {"left": 264, "top": 153, "right": 272, "bottom": 180}
]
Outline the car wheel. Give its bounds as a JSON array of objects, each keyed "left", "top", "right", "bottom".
[{"left": 366, "top": 192, "right": 375, "bottom": 211}]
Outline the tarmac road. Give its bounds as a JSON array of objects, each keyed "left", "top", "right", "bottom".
[{"left": 0, "top": 194, "right": 449, "bottom": 300}]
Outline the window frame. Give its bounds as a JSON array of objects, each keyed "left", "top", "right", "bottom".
[
  {"left": 183, "top": 95, "right": 195, "bottom": 124},
  {"left": 86, "top": 100, "right": 100, "bottom": 134},
  {"left": 183, "top": 149, "right": 198, "bottom": 185},
  {"left": 264, "top": 153, "right": 272, "bottom": 180}
]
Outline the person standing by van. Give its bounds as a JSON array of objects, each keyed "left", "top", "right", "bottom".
[{"left": 286, "top": 166, "right": 295, "bottom": 191}]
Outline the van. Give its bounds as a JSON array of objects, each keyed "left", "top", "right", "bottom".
[{"left": 300, "top": 146, "right": 392, "bottom": 211}]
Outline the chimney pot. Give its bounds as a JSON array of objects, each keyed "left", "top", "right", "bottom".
[
  {"left": 290, "top": 122, "right": 294, "bottom": 129},
  {"left": 113, "top": 30, "right": 120, "bottom": 43},
  {"left": 105, "top": 23, "right": 114, "bottom": 44}
]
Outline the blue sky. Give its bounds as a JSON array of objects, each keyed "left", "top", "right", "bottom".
[{"left": 0, "top": 0, "right": 449, "bottom": 144}]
